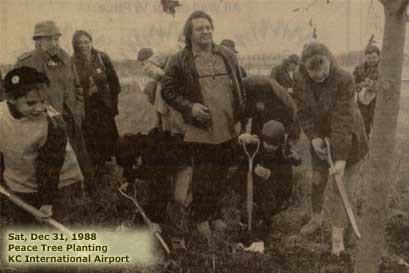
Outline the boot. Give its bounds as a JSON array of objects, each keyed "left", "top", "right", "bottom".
[
  {"left": 300, "top": 213, "right": 322, "bottom": 236},
  {"left": 331, "top": 226, "right": 345, "bottom": 256}
]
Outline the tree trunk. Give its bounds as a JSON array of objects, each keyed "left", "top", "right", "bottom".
[{"left": 355, "top": 1, "right": 408, "bottom": 273}]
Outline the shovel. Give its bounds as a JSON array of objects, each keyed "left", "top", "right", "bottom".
[
  {"left": 0, "top": 185, "right": 73, "bottom": 234},
  {"left": 118, "top": 182, "right": 171, "bottom": 254},
  {"left": 242, "top": 140, "right": 260, "bottom": 232},
  {"left": 324, "top": 138, "right": 361, "bottom": 239}
]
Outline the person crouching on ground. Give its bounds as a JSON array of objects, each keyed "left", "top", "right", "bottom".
[
  {"left": 234, "top": 120, "right": 301, "bottom": 239},
  {"left": 293, "top": 41, "right": 368, "bottom": 256},
  {"left": 0, "top": 67, "right": 83, "bottom": 226}
]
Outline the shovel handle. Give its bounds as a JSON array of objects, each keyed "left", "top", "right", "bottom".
[
  {"left": 242, "top": 140, "right": 260, "bottom": 232},
  {"left": 118, "top": 183, "right": 171, "bottom": 254},
  {"left": 324, "top": 138, "right": 362, "bottom": 239},
  {"left": 0, "top": 185, "right": 73, "bottom": 234}
]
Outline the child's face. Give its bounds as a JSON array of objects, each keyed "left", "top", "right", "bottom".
[
  {"left": 10, "top": 89, "right": 48, "bottom": 118},
  {"left": 263, "top": 141, "right": 279, "bottom": 153}
]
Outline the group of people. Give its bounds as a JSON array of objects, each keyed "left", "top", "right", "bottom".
[
  {"left": 0, "top": 20, "right": 121, "bottom": 225},
  {"left": 0, "top": 9, "right": 381, "bottom": 258}
]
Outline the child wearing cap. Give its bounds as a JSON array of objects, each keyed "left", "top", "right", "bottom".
[
  {"left": 232, "top": 120, "right": 301, "bottom": 237},
  {"left": 0, "top": 66, "right": 83, "bottom": 226}
]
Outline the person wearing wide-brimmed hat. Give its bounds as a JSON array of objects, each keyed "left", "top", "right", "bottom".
[{"left": 15, "top": 20, "right": 93, "bottom": 186}]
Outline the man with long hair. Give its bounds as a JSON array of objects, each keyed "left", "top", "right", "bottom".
[{"left": 162, "top": 10, "right": 246, "bottom": 238}]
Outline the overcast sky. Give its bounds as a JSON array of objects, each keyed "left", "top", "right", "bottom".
[{"left": 0, "top": 0, "right": 384, "bottom": 64}]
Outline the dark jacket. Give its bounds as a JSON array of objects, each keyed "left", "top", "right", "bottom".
[
  {"left": 15, "top": 48, "right": 83, "bottom": 127},
  {"left": 36, "top": 113, "right": 68, "bottom": 204},
  {"left": 270, "top": 63, "right": 294, "bottom": 90},
  {"left": 353, "top": 61, "right": 379, "bottom": 93},
  {"left": 243, "top": 75, "right": 300, "bottom": 142},
  {"left": 293, "top": 42, "right": 368, "bottom": 167},
  {"left": 73, "top": 49, "right": 121, "bottom": 116},
  {"left": 161, "top": 45, "right": 246, "bottom": 128}
]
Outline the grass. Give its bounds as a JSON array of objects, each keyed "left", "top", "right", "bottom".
[{"left": 1, "top": 66, "right": 409, "bottom": 273}]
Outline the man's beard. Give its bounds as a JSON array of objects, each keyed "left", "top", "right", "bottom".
[{"left": 47, "top": 48, "right": 59, "bottom": 56}]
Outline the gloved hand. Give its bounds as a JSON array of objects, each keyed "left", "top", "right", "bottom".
[
  {"left": 254, "top": 164, "right": 271, "bottom": 181},
  {"left": 238, "top": 133, "right": 259, "bottom": 145},
  {"left": 311, "top": 138, "right": 328, "bottom": 161},
  {"left": 37, "top": 204, "right": 53, "bottom": 223},
  {"left": 329, "top": 160, "right": 346, "bottom": 178}
]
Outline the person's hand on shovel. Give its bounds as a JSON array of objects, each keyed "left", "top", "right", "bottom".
[
  {"left": 238, "top": 133, "right": 259, "bottom": 145},
  {"left": 311, "top": 137, "right": 328, "bottom": 161},
  {"left": 151, "top": 223, "right": 162, "bottom": 234},
  {"left": 37, "top": 204, "right": 53, "bottom": 222},
  {"left": 329, "top": 160, "right": 346, "bottom": 179}
]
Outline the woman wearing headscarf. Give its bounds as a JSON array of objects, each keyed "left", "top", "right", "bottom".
[
  {"left": 71, "top": 30, "right": 121, "bottom": 175},
  {"left": 293, "top": 41, "right": 368, "bottom": 256}
]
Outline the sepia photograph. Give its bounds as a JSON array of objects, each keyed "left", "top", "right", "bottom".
[{"left": 0, "top": 0, "right": 409, "bottom": 272}]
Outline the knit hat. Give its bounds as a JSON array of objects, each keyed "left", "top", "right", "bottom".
[
  {"left": 261, "top": 120, "right": 285, "bottom": 146},
  {"left": 4, "top": 67, "right": 49, "bottom": 98}
]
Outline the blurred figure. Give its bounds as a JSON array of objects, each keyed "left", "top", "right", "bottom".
[
  {"left": 353, "top": 45, "right": 381, "bottom": 137},
  {"left": 270, "top": 54, "right": 300, "bottom": 96},
  {"left": 220, "top": 39, "right": 247, "bottom": 78},
  {"left": 139, "top": 34, "right": 186, "bottom": 134},
  {"left": 137, "top": 48, "right": 156, "bottom": 105},
  {"left": 71, "top": 30, "right": 121, "bottom": 179},
  {"left": 0, "top": 70, "right": 4, "bottom": 101},
  {"left": 138, "top": 36, "right": 193, "bottom": 237},
  {"left": 243, "top": 75, "right": 300, "bottom": 144}
]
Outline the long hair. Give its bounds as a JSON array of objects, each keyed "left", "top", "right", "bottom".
[
  {"left": 299, "top": 41, "right": 338, "bottom": 82},
  {"left": 183, "top": 10, "right": 214, "bottom": 49},
  {"left": 72, "top": 30, "right": 93, "bottom": 56}
]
